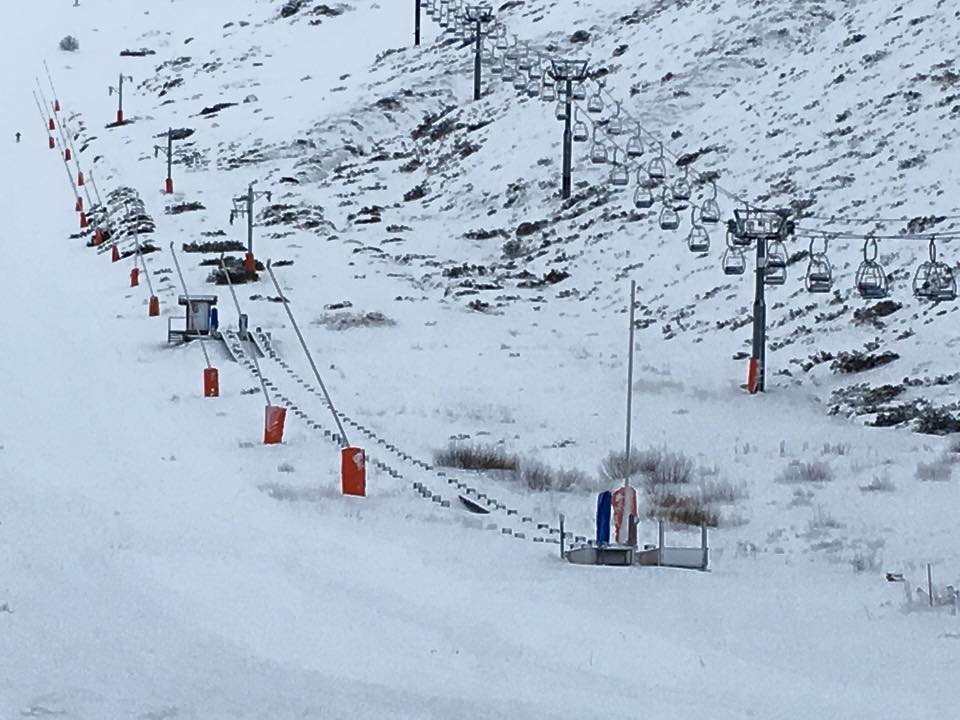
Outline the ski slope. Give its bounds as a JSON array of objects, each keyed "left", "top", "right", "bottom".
[{"left": 1, "top": 1, "right": 958, "bottom": 717}]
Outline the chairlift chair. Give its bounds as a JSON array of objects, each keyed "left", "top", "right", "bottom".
[
  {"left": 688, "top": 225, "right": 710, "bottom": 253},
  {"left": 700, "top": 182, "right": 721, "bottom": 224},
  {"left": 634, "top": 185, "right": 655, "bottom": 209},
  {"left": 659, "top": 190, "right": 680, "bottom": 231},
  {"left": 609, "top": 150, "right": 629, "bottom": 187},
  {"left": 504, "top": 35, "right": 519, "bottom": 63},
  {"left": 722, "top": 245, "right": 747, "bottom": 276},
  {"left": 526, "top": 76, "right": 540, "bottom": 98},
  {"left": 555, "top": 99, "right": 568, "bottom": 121},
  {"left": 913, "top": 239, "right": 957, "bottom": 302},
  {"left": 607, "top": 102, "right": 624, "bottom": 136},
  {"left": 502, "top": 57, "right": 516, "bottom": 83},
  {"left": 856, "top": 261, "right": 888, "bottom": 299},
  {"left": 541, "top": 79, "right": 557, "bottom": 102},
  {"left": 647, "top": 142, "right": 667, "bottom": 182},
  {"left": 572, "top": 112, "right": 589, "bottom": 143},
  {"left": 805, "top": 240, "right": 833, "bottom": 293},
  {"left": 495, "top": 26, "right": 509, "bottom": 51},
  {"left": 513, "top": 69, "right": 527, "bottom": 91},
  {"left": 518, "top": 51, "right": 533, "bottom": 72},
  {"left": 587, "top": 89, "right": 604, "bottom": 114},
  {"left": 490, "top": 52, "right": 503, "bottom": 74},
  {"left": 590, "top": 136, "right": 609, "bottom": 165},
  {"left": 855, "top": 239, "right": 888, "bottom": 299},
  {"left": 763, "top": 239, "right": 788, "bottom": 286},
  {"left": 572, "top": 82, "right": 587, "bottom": 101},
  {"left": 626, "top": 126, "right": 644, "bottom": 158},
  {"left": 672, "top": 168, "right": 691, "bottom": 203}
]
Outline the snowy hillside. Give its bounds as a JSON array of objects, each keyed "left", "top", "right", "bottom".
[{"left": 1, "top": 0, "right": 959, "bottom": 717}]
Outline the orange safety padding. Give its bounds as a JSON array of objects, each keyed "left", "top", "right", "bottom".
[
  {"left": 48, "top": 136, "right": 55, "bottom": 149},
  {"left": 341, "top": 446, "right": 366, "bottom": 497},
  {"left": 165, "top": 177, "right": 174, "bottom": 194},
  {"left": 148, "top": 295, "right": 160, "bottom": 317},
  {"left": 263, "top": 405, "right": 287, "bottom": 445},
  {"left": 48, "top": 118, "right": 55, "bottom": 131},
  {"left": 747, "top": 357, "right": 759, "bottom": 394},
  {"left": 203, "top": 367, "right": 220, "bottom": 398},
  {"left": 111, "top": 245, "right": 120, "bottom": 263},
  {"left": 77, "top": 171, "right": 84, "bottom": 186},
  {"left": 53, "top": 99, "right": 60, "bottom": 112},
  {"left": 116, "top": 109, "right": 124, "bottom": 125},
  {"left": 94, "top": 227, "right": 103, "bottom": 245},
  {"left": 130, "top": 267, "right": 139, "bottom": 288},
  {"left": 244, "top": 251, "right": 255, "bottom": 273},
  {"left": 79, "top": 212, "right": 88, "bottom": 229},
  {"left": 64, "top": 148, "right": 71, "bottom": 161},
  {"left": 75, "top": 196, "right": 83, "bottom": 212}
]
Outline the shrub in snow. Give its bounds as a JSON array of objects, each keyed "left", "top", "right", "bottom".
[
  {"left": 915, "top": 459, "right": 952, "bottom": 482},
  {"left": 59, "top": 35, "right": 79, "bottom": 52},
  {"left": 776, "top": 460, "right": 833, "bottom": 484},
  {"left": 434, "top": 443, "right": 518, "bottom": 472},
  {"left": 859, "top": 473, "right": 896, "bottom": 492}
]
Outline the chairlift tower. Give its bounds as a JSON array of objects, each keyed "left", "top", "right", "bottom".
[
  {"left": 414, "top": 0, "right": 422, "bottom": 46},
  {"left": 549, "top": 58, "right": 589, "bottom": 200},
  {"left": 464, "top": 5, "right": 494, "bottom": 101},
  {"left": 108, "top": 72, "right": 133, "bottom": 125},
  {"left": 153, "top": 128, "right": 177, "bottom": 194},
  {"left": 727, "top": 207, "right": 794, "bottom": 393},
  {"left": 230, "top": 181, "right": 272, "bottom": 274}
]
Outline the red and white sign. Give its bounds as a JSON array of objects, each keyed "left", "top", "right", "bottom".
[{"left": 611, "top": 485, "right": 638, "bottom": 545}]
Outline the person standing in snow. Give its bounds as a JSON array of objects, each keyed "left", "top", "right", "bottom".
[{"left": 15, "top": 132, "right": 20, "bottom": 143}]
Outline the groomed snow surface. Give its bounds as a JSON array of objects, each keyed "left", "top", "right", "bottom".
[{"left": 1, "top": 1, "right": 958, "bottom": 718}]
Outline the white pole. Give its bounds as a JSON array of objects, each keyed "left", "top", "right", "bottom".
[{"left": 624, "top": 279, "right": 636, "bottom": 486}]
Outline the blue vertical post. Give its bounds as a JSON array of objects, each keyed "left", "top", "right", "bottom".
[{"left": 596, "top": 491, "right": 612, "bottom": 546}]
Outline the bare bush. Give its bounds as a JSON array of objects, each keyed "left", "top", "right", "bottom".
[
  {"left": 777, "top": 460, "right": 833, "bottom": 484},
  {"left": 434, "top": 443, "right": 518, "bottom": 472},
  {"left": 915, "top": 459, "right": 953, "bottom": 482},
  {"left": 699, "top": 479, "right": 747, "bottom": 505},
  {"left": 646, "top": 490, "right": 719, "bottom": 527},
  {"left": 59, "top": 35, "right": 79, "bottom": 52},
  {"left": 808, "top": 505, "right": 844, "bottom": 531},
  {"left": 859, "top": 473, "right": 896, "bottom": 492},
  {"left": 642, "top": 450, "right": 694, "bottom": 489},
  {"left": 851, "top": 550, "right": 882, "bottom": 574},
  {"left": 520, "top": 462, "right": 596, "bottom": 492},
  {"left": 599, "top": 448, "right": 657, "bottom": 484}
]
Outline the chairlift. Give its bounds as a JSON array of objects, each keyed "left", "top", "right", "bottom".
[
  {"left": 490, "top": 50, "right": 503, "bottom": 74},
  {"left": 495, "top": 26, "right": 509, "bottom": 51},
  {"left": 607, "top": 101, "right": 624, "bottom": 136},
  {"left": 541, "top": 79, "right": 557, "bottom": 102},
  {"left": 659, "top": 190, "right": 680, "bottom": 231},
  {"left": 609, "top": 149, "right": 629, "bottom": 187},
  {"left": 518, "top": 51, "right": 533, "bottom": 72},
  {"left": 722, "top": 239, "right": 747, "bottom": 276},
  {"left": 504, "top": 35, "right": 519, "bottom": 63},
  {"left": 626, "top": 125, "right": 644, "bottom": 158},
  {"left": 590, "top": 127, "right": 609, "bottom": 164},
  {"left": 913, "top": 238, "right": 957, "bottom": 301},
  {"left": 855, "top": 238, "right": 888, "bottom": 299},
  {"left": 764, "top": 239, "right": 788, "bottom": 286},
  {"left": 805, "top": 239, "right": 833, "bottom": 294},
  {"left": 647, "top": 142, "right": 667, "bottom": 182},
  {"left": 526, "top": 76, "right": 540, "bottom": 98},
  {"left": 513, "top": 69, "right": 527, "bottom": 91},
  {"left": 700, "top": 182, "right": 721, "bottom": 224},
  {"left": 555, "top": 99, "right": 568, "bottom": 121},
  {"left": 634, "top": 185, "right": 655, "bottom": 209},
  {"left": 672, "top": 168, "right": 691, "bottom": 203},
  {"left": 572, "top": 82, "right": 587, "bottom": 101},
  {"left": 587, "top": 87, "right": 604, "bottom": 114},
  {"left": 502, "top": 57, "right": 516, "bottom": 83},
  {"left": 572, "top": 111, "right": 589, "bottom": 143},
  {"left": 687, "top": 224, "right": 710, "bottom": 254}
]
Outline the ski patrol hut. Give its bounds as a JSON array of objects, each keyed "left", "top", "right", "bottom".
[{"left": 168, "top": 294, "right": 219, "bottom": 343}]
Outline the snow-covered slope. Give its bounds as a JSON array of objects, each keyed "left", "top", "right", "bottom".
[{"left": 1, "top": 0, "right": 959, "bottom": 717}]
